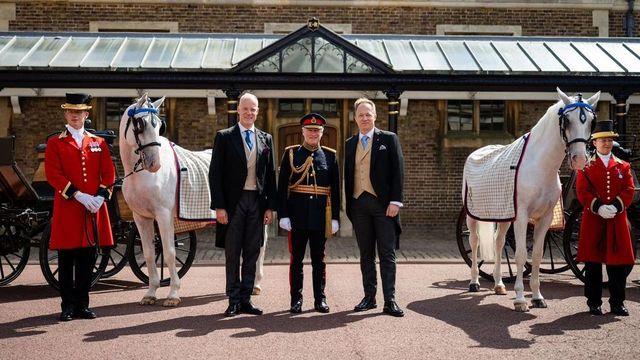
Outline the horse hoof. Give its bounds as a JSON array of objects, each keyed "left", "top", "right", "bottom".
[
  {"left": 163, "top": 297, "right": 181, "bottom": 307},
  {"left": 494, "top": 285, "right": 507, "bottom": 295},
  {"left": 469, "top": 283, "right": 480, "bottom": 292},
  {"left": 531, "top": 299, "right": 547, "bottom": 308},
  {"left": 514, "top": 302, "right": 529, "bottom": 312},
  {"left": 140, "top": 296, "right": 157, "bottom": 305}
]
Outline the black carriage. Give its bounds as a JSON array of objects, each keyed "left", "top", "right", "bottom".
[{"left": 0, "top": 132, "right": 199, "bottom": 289}]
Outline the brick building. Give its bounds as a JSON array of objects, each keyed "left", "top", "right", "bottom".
[{"left": 1, "top": 0, "right": 639, "bottom": 231}]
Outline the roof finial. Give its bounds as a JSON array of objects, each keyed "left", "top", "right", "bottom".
[{"left": 308, "top": 17, "right": 320, "bottom": 31}]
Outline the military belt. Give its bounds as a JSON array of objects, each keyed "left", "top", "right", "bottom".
[{"left": 289, "top": 184, "right": 331, "bottom": 196}]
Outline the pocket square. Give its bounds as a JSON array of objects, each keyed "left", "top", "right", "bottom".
[{"left": 379, "top": 145, "right": 387, "bottom": 150}]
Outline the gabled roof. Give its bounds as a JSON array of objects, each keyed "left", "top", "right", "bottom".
[{"left": 233, "top": 18, "right": 393, "bottom": 74}]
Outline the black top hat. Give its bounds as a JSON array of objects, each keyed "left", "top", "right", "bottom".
[
  {"left": 61, "top": 93, "right": 92, "bottom": 110},
  {"left": 591, "top": 120, "right": 618, "bottom": 140},
  {"left": 299, "top": 113, "right": 326, "bottom": 129}
]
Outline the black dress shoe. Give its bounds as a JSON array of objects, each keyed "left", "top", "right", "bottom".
[
  {"left": 383, "top": 300, "right": 405, "bottom": 317},
  {"left": 314, "top": 299, "right": 330, "bottom": 313},
  {"left": 224, "top": 303, "right": 241, "bottom": 317},
  {"left": 290, "top": 299, "right": 303, "bottom": 314},
  {"left": 588, "top": 305, "right": 603, "bottom": 316},
  {"left": 240, "top": 301, "right": 263, "bottom": 315},
  {"left": 75, "top": 307, "right": 97, "bottom": 319},
  {"left": 611, "top": 305, "right": 629, "bottom": 316},
  {"left": 354, "top": 296, "right": 377, "bottom": 312},
  {"left": 59, "top": 308, "right": 74, "bottom": 322}
]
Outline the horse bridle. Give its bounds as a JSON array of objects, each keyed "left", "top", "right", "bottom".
[
  {"left": 125, "top": 105, "right": 163, "bottom": 152},
  {"left": 557, "top": 96, "right": 596, "bottom": 151}
]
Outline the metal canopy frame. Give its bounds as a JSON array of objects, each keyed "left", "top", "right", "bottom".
[{"left": 1, "top": 20, "right": 640, "bottom": 95}]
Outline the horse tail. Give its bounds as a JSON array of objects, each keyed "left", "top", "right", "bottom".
[{"left": 477, "top": 221, "right": 495, "bottom": 262}]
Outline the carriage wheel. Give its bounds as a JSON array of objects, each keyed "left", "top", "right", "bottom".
[
  {"left": 127, "top": 223, "right": 197, "bottom": 286},
  {"left": 100, "top": 221, "right": 132, "bottom": 278},
  {"left": 563, "top": 209, "right": 636, "bottom": 284},
  {"left": 456, "top": 208, "right": 531, "bottom": 283},
  {"left": 520, "top": 225, "right": 570, "bottom": 275},
  {"left": 38, "top": 221, "right": 110, "bottom": 291},
  {"left": 0, "top": 219, "right": 31, "bottom": 286}
]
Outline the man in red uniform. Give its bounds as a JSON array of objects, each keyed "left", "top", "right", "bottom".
[
  {"left": 576, "top": 120, "right": 635, "bottom": 316},
  {"left": 45, "top": 93, "right": 115, "bottom": 321}
]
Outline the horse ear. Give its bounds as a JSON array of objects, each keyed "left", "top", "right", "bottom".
[
  {"left": 136, "top": 94, "right": 148, "bottom": 107},
  {"left": 151, "top": 96, "right": 166, "bottom": 109},
  {"left": 586, "top": 91, "right": 601, "bottom": 107},
  {"left": 556, "top": 87, "right": 572, "bottom": 105}
]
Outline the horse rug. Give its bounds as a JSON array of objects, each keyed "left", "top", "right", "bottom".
[
  {"left": 464, "top": 134, "right": 529, "bottom": 222},
  {"left": 172, "top": 144, "right": 216, "bottom": 224}
]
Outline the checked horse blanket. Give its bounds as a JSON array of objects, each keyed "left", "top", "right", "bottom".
[
  {"left": 464, "top": 134, "right": 529, "bottom": 222},
  {"left": 171, "top": 144, "right": 216, "bottom": 232},
  {"left": 463, "top": 134, "right": 564, "bottom": 229}
]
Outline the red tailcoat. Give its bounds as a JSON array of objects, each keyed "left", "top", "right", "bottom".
[
  {"left": 45, "top": 129, "right": 116, "bottom": 250},
  {"left": 576, "top": 155, "right": 635, "bottom": 265}
]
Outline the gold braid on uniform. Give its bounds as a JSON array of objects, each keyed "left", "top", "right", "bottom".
[
  {"left": 287, "top": 147, "right": 333, "bottom": 238},
  {"left": 288, "top": 148, "right": 316, "bottom": 192}
]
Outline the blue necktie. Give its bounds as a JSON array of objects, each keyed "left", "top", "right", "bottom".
[
  {"left": 361, "top": 135, "right": 369, "bottom": 150},
  {"left": 244, "top": 130, "right": 253, "bottom": 150}
]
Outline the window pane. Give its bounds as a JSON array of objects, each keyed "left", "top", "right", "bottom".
[
  {"left": 447, "top": 100, "right": 473, "bottom": 132},
  {"left": 311, "top": 99, "right": 337, "bottom": 115},
  {"left": 106, "top": 98, "right": 135, "bottom": 131},
  {"left": 282, "top": 38, "right": 312, "bottom": 72},
  {"left": 479, "top": 101, "right": 505, "bottom": 131},
  {"left": 279, "top": 99, "right": 304, "bottom": 113}
]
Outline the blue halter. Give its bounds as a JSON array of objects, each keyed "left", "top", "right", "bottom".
[{"left": 557, "top": 98, "right": 596, "bottom": 149}]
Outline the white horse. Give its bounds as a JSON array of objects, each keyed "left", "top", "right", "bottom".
[
  {"left": 463, "top": 88, "right": 600, "bottom": 312},
  {"left": 119, "top": 94, "right": 182, "bottom": 307}
]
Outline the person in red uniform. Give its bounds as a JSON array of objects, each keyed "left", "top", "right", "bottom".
[
  {"left": 576, "top": 120, "right": 635, "bottom": 316},
  {"left": 45, "top": 93, "right": 116, "bottom": 321}
]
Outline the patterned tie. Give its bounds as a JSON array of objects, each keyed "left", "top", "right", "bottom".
[
  {"left": 244, "top": 130, "right": 253, "bottom": 150},
  {"left": 361, "top": 135, "right": 369, "bottom": 150}
]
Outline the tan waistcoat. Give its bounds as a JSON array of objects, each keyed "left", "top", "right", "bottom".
[
  {"left": 353, "top": 139, "right": 377, "bottom": 199},
  {"left": 243, "top": 141, "right": 257, "bottom": 191}
]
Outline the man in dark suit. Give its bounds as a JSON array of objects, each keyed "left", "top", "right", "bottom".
[
  {"left": 345, "top": 98, "right": 405, "bottom": 317},
  {"left": 277, "top": 113, "right": 340, "bottom": 314},
  {"left": 209, "top": 93, "right": 277, "bottom": 317}
]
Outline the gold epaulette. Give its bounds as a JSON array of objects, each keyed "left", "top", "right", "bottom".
[
  {"left": 285, "top": 144, "right": 299, "bottom": 151},
  {"left": 321, "top": 145, "right": 336, "bottom": 153}
]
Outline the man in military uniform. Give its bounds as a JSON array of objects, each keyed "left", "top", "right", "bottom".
[{"left": 277, "top": 113, "right": 340, "bottom": 314}]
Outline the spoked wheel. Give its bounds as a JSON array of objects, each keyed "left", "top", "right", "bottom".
[
  {"left": 100, "top": 221, "right": 132, "bottom": 278},
  {"left": 127, "top": 223, "right": 197, "bottom": 286},
  {"left": 456, "top": 208, "right": 531, "bottom": 283},
  {"left": 563, "top": 209, "right": 636, "bottom": 284},
  {"left": 522, "top": 226, "right": 570, "bottom": 274},
  {"left": 39, "top": 222, "right": 110, "bottom": 291},
  {"left": 0, "top": 219, "right": 31, "bottom": 286}
]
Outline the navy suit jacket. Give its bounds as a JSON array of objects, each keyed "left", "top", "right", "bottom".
[{"left": 209, "top": 124, "right": 277, "bottom": 248}]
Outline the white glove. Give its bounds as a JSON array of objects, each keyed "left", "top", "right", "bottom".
[
  {"left": 331, "top": 220, "right": 339, "bottom": 234},
  {"left": 93, "top": 195, "right": 106, "bottom": 212},
  {"left": 74, "top": 191, "right": 99, "bottom": 213},
  {"left": 605, "top": 204, "right": 618, "bottom": 217},
  {"left": 85, "top": 195, "right": 103, "bottom": 214},
  {"left": 597, "top": 205, "right": 616, "bottom": 219},
  {"left": 279, "top": 217, "right": 292, "bottom": 231}
]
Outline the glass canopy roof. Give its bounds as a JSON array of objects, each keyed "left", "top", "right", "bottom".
[{"left": 1, "top": 32, "right": 640, "bottom": 75}]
